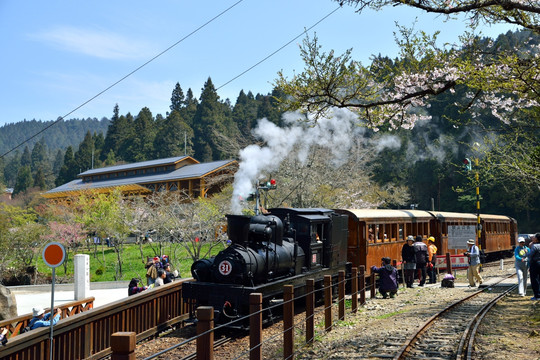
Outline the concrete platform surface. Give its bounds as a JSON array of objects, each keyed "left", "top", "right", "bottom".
[{"left": 7, "top": 281, "right": 130, "bottom": 316}]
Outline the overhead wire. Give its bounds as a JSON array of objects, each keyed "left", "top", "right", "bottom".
[
  {"left": 1, "top": 0, "right": 244, "bottom": 160},
  {"left": 1, "top": 2, "right": 342, "bottom": 160}
]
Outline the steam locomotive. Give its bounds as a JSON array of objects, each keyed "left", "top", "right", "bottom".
[{"left": 182, "top": 207, "right": 350, "bottom": 325}]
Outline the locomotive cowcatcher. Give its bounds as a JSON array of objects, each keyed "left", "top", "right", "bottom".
[{"left": 182, "top": 206, "right": 350, "bottom": 327}]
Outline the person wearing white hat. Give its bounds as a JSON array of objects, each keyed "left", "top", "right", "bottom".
[
  {"left": 464, "top": 238, "right": 483, "bottom": 287},
  {"left": 515, "top": 237, "right": 529, "bottom": 296},
  {"left": 29, "top": 307, "right": 62, "bottom": 330}
]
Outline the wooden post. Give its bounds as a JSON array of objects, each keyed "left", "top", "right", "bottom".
[
  {"left": 111, "top": 332, "right": 136, "bottom": 360},
  {"left": 351, "top": 267, "right": 358, "bottom": 313},
  {"left": 359, "top": 266, "right": 366, "bottom": 305},
  {"left": 306, "top": 279, "right": 315, "bottom": 344},
  {"left": 338, "top": 270, "right": 345, "bottom": 321},
  {"left": 196, "top": 306, "right": 214, "bottom": 360},
  {"left": 370, "top": 272, "right": 376, "bottom": 299},
  {"left": 446, "top": 252, "right": 452, "bottom": 274},
  {"left": 250, "top": 293, "right": 262, "bottom": 360},
  {"left": 283, "top": 285, "right": 294, "bottom": 360},
  {"left": 324, "top": 275, "right": 332, "bottom": 332}
]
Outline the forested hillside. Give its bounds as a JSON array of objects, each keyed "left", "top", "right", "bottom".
[
  {"left": 0, "top": 29, "right": 538, "bottom": 231},
  {"left": 0, "top": 118, "right": 110, "bottom": 156}
]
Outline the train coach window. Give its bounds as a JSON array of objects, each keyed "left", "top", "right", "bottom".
[
  {"left": 390, "top": 224, "right": 397, "bottom": 241},
  {"left": 399, "top": 224, "right": 404, "bottom": 240},
  {"left": 368, "top": 225, "right": 375, "bottom": 242}
]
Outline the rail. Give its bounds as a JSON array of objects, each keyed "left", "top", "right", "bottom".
[{"left": 0, "top": 278, "right": 191, "bottom": 360}]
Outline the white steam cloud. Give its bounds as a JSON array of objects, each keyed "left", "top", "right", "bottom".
[{"left": 230, "top": 108, "right": 359, "bottom": 214}]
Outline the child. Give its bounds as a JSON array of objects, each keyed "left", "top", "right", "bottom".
[{"left": 371, "top": 257, "right": 399, "bottom": 299}]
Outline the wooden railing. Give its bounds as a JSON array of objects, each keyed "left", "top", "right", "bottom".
[
  {"left": 0, "top": 279, "right": 190, "bottom": 360},
  {"left": 0, "top": 297, "right": 95, "bottom": 339}
]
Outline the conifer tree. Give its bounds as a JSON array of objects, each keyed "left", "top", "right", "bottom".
[
  {"left": 193, "top": 77, "right": 238, "bottom": 161},
  {"left": 126, "top": 107, "right": 156, "bottom": 162},
  {"left": 170, "top": 82, "right": 185, "bottom": 113},
  {"left": 75, "top": 131, "right": 95, "bottom": 172},
  {"left": 154, "top": 110, "right": 194, "bottom": 158},
  {"left": 20, "top": 146, "right": 31, "bottom": 168},
  {"left": 56, "top": 146, "right": 78, "bottom": 186},
  {"left": 13, "top": 165, "right": 32, "bottom": 195}
]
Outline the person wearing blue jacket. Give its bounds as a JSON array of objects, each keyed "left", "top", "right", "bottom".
[
  {"left": 29, "top": 307, "right": 62, "bottom": 330},
  {"left": 371, "top": 257, "right": 399, "bottom": 299},
  {"left": 515, "top": 237, "right": 529, "bottom": 296}
]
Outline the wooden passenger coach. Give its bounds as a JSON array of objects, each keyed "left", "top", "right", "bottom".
[
  {"left": 335, "top": 209, "right": 516, "bottom": 270},
  {"left": 336, "top": 209, "right": 435, "bottom": 270},
  {"left": 480, "top": 214, "right": 517, "bottom": 259}
]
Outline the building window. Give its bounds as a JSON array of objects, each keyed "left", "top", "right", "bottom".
[{"left": 169, "top": 182, "right": 178, "bottom": 191}]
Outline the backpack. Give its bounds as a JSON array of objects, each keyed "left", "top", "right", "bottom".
[{"left": 479, "top": 249, "right": 487, "bottom": 264}]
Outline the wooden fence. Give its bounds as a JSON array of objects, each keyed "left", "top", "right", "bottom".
[
  {"left": 0, "top": 297, "right": 95, "bottom": 340},
  {"left": 0, "top": 279, "right": 190, "bottom": 360},
  {"left": 111, "top": 266, "right": 377, "bottom": 360}
]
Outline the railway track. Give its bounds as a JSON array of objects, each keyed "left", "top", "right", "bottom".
[{"left": 368, "top": 275, "right": 516, "bottom": 360}]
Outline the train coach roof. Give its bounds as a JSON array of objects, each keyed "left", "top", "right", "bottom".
[
  {"left": 335, "top": 209, "right": 434, "bottom": 221},
  {"left": 428, "top": 211, "right": 478, "bottom": 220},
  {"left": 479, "top": 213, "right": 513, "bottom": 221}
]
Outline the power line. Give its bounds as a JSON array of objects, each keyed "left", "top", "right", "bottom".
[
  {"left": 1, "top": 3, "right": 342, "bottom": 160},
  {"left": 217, "top": 5, "right": 342, "bottom": 91},
  {"left": 0, "top": 0, "right": 244, "bottom": 160}
]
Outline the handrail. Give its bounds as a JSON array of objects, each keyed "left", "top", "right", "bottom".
[
  {"left": 0, "top": 297, "right": 95, "bottom": 339},
  {"left": 0, "top": 278, "right": 192, "bottom": 360}
]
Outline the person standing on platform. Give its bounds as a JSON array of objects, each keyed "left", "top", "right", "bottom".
[
  {"left": 402, "top": 235, "right": 417, "bottom": 288},
  {"left": 465, "top": 239, "right": 483, "bottom": 287},
  {"left": 528, "top": 233, "right": 540, "bottom": 300},
  {"left": 427, "top": 237, "right": 438, "bottom": 284},
  {"left": 413, "top": 235, "right": 429, "bottom": 286},
  {"left": 514, "top": 237, "right": 529, "bottom": 297}
]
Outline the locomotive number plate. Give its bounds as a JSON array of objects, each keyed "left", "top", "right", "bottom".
[{"left": 218, "top": 260, "right": 233, "bottom": 276}]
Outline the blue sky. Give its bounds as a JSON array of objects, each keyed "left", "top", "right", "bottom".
[{"left": 0, "top": 1, "right": 516, "bottom": 127}]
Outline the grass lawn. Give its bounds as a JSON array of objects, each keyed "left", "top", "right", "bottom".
[{"left": 36, "top": 241, "right": 226, "bottom": 283}]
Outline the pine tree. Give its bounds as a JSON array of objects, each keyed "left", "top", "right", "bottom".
[
  {"left": 56, "top": 146, "right": 78, "bottom": 186},
  {"left": 13, "top": 165, "right": 32, "bottom": 195},
  {"left": 126, "top": 107, "right": 156, "bottom": 162},
  {"left": 20, "top": 146, "right": 31, "bottom": 168},
  {"left": 30, "top": 138, "right": 48, "bottom": 172},
  {"left": 233, "top": 90, "right": 259, "bottom": 136},
  {"left": 170, "top": 82, "right": 185, "bottom": 113},
  {"left": 33, "top": 167, "right": 46, "bottom": 190},
  {"left": 192, "top": 77, "right": 238, "bottom": 161},
  {"left": 180, "top": 88, "right": 198, "bottom": 127},
  {"left": 154, "top": 110, "right": 194, "bottom": 158},
  {"left": 52, "top": 150, "right": 64, "bottom": 176},
  {"left": 75, "top": 131, "right": 95, "bottom": 172}
]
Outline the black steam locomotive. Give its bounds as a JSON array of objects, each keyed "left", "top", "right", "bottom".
[{"left": 182, "top": 207, "right": 350, "bottom": 325}]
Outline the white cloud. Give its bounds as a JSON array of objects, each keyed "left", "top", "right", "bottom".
[{"left": 31, "top": 26, "right": 152, "bottom": 60}]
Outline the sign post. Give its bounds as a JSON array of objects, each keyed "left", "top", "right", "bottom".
[{"left": 42, "top": 242, "right": 66, "bottom": 360}]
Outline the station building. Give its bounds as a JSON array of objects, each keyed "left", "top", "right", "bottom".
[{"left": 43, "top": 156, "right": 237, "bottom": 202}]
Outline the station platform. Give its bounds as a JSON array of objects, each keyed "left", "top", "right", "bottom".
[{"left": 7, "top": 281, "right": 130, "bottom": 316}]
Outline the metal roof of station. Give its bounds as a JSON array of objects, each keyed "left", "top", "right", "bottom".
[
  {"left": 45, "top": 159, "right": 236, "bottom": 196},
  {"left": 78, "top": 156, "right": 194, "bottom": 176}
]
